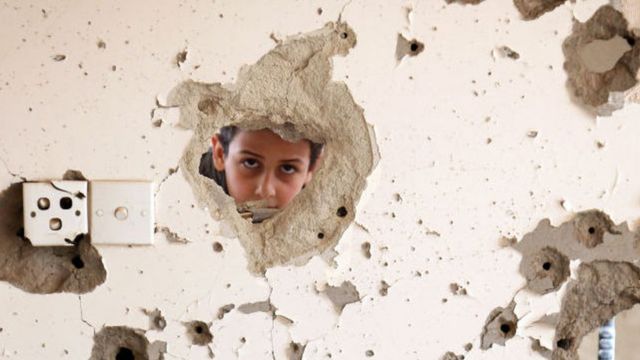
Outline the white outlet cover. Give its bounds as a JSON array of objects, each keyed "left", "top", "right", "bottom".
[
  {"left": 23, "top": 181, "right": 89, "bottom": 246},
  {"left": 89, "top": 180, "right": 154, "bottom": 245}
]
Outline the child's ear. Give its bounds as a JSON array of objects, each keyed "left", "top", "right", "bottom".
[{"left": 211, "top": 134, "right": 226, "bottom": 172}]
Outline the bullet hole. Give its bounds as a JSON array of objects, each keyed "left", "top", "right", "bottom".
[
  {"left": 522, "top": 246, "right": 570, "bottom": 294},
  {"left": 75, "top": 210, "right": 81, "bottom": 216},
  {"left": 49, "top": 218, "right": 62, "bottom": 231},
  {"left": 573, "top": 210, "right": 619, "bottom": 248},
  {"left": 365, "top": 349, "right": 374, "bottom": 357},
  {"left": 60, "top": 197, "right": 73, "bottom": 209},
  {"left": 556, "top": 338, "right": 571, "bottom": 350},
  {"left": 115, "top": 347, "right": 134, "bottom": 360},
  {"left": 361, "top": 242, "right": 371, "bottom": 259},
  {"left": 30, "top": 211, "right": 36, "bottom": 218},
  {"left": 97, "top": 40, "right": 106, "bottom": 49},
  {"left": 317, "top": 8, "right": 323, "bottom": 15},
  {"left": 52, "top": 54, "right": 66, "bottom": 62},
  {"left": 317, "top": 232, "right": 324, "bottom": 239},
  {"left": 396, "top": 34, "right": 425, "bottom": 61},
  {"left": 212, "top": 242, "right": 223, "bottom": 252},
  {"left": 340, "top": 32, "right": 348, "bottom": 39},
  {"left": 37, "top": 197, "right": 50, "bottom": 210},
  {"left": 336, "top": 206, "right": 348, "bottom": 217},
  {"left": 71, "top": 255, "right": 85, "bottom": 269},
  {"left": 480, "top": 302, "right": 517, "bottom": 349},
  {"left": 186, "top": 321, "right": 213, "bottom": 346}
]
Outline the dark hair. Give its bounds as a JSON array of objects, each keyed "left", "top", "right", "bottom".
[{"left": 217, "top": 125, "right": 324, "bottom": 168}]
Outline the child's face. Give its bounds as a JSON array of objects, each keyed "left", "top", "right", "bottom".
[{"left": 211, "top": 128, "right": 319, "bottom": 209}]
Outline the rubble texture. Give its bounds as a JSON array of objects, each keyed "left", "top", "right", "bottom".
[
  {"left": 90, "top": 326, "right": 162, "bottom": 360},
  {"left": 168, "top": 22, "right": 379, "bottom": 274},
  {"left": 481, "top": 210, "right": 640, "bottom": 358},
  {"left": 513, "top": 0, "right": 567, "bottom": 20},
  {"left": 563, "top": 5, "right": 640, "bottom": 115}
]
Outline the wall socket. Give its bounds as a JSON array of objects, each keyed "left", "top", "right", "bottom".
[
  {"left": 22, "top": 180, "right": 154, "bottom": 246},
  {"left": 22, "top": 181, "right": 89, "bottom": 246}
]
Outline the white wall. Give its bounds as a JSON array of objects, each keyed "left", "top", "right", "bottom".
[{"left": 1, "top": 0, "right": 639, "bottom": 359}]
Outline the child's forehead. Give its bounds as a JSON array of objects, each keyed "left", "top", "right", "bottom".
[{"left": 231, "top": 128, "right": 311, "bottom": 156}]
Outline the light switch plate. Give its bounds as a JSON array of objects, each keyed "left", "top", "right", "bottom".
[
  {"left": 23, "top": 181, "right": 88, "bottom": 246},
  {"left": 89, "top": 181, "right": 154, "bottom": 245}
]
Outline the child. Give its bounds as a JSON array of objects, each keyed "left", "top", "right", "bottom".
[{"left": 199, "top": 126, "right": 323, "bottom": 211}]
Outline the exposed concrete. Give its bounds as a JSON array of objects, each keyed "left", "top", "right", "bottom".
[
  {"left": 90, "top": 326, "right": 165, "bottom": 360},
  {"left": 185, "top": 320, "right": 213, "bottom": 346},
  {"left": 562, "top": 5, "right": 640, "bottom": 115},
  {"left": 552, "top": 261, "right": 640, "bottom": 360},
  {"left": 480, "top": 301, "right": 518, "bottom": 350},
  {"left": 513, "top": 0, "right": 567, "bottom": 20},
  {"left": 478, "top": 210, "right": 640, "bottom": 356},
  {"left": 167, "top": 22, "right": 379, "bottom": 274},
  {"left": 0, "top": 182, "right": 106, "bottom": 294},
  {"left": 322, "top": 281, "right": 361, "bottom": 313}
]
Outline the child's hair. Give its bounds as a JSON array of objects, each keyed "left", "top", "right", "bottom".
[{"left": 216, "top": 125, "right": 324, "bottom": 168}]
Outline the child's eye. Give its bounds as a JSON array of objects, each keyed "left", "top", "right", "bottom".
[
  {"left": 242, "top": 159, "right": 259, "bottom": 169},
  {"left": 280, "top": 164, "right": 298, "bottom": 174}
]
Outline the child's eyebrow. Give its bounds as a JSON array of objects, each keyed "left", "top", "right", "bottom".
[
  {"left": 280, "top": 158, "right": 304, "bottom": 164},
  {"left": 239, "top": 150, "right": 264, "bottom": 159}
]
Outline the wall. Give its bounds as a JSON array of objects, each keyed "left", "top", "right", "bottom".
[{"left": 0, "top": 0, "right": 639, "bottom": 359}]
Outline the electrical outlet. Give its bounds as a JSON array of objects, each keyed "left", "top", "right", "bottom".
[
  {"left": 89, "top": 180, "right": 154, "bottom": 245},
  {"left": 22, "top": 181, "right": 89, "bottom": 246}
]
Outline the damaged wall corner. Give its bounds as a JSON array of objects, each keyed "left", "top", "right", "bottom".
[
  {"left": 166, "top": 21, "right": 380, "bottom": 274},
  {"left": 513, "top": 0, "right": 568, "bottom": 20}
]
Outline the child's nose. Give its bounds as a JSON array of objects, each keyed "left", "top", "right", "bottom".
[{"left": 255, "top": 172, "right": 277, "bottom": 202}]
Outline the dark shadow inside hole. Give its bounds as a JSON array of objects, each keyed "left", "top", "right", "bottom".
[
  {"left": 542, "top": 262, "right": 552, "bottom": 271},
  {"left": 336, "top": 206, "right": 348, "bottom": 217},
  {"left": 588, "top": 227, "right": 596, "bottom": 234},
  {"left": 195, "top": 325, "right": 204, "bottom": 334},
  {"left": 317, "top": 232, "right": 324, "bottom": 239},
  {"left": 71, "top": 255, "right": 84, "bottom": 269},
  {"left": 557, "top": 338, "right": 572, "bottom": 350},
  {"left": 198, "top": 125, "right": 325, "bottom": 223},
  {"left": 60, "top": 196, "right": 73, "bottom": 210},
  {"left": 340, "top": 32, "right": 348, "bottom": 39},
  {"left": 625, "top": 36, "right": 636, "bottom": 47},
  {"left": 115, "top": 347, "right": 135, "bottom": 360},
  {"left": 500, "top": 323, "right": 511, "bottom": 334},
  {"left": 410, "top": 42, "right": 419, "bottom": 52}
]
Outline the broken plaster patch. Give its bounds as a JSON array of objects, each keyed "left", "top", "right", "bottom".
[
  {"left": 513, "top": 0, "right": 567, "bottom": 20},
  {"left": 167, "top": 21, "right": 379, "bottom": 274},
  {"left": 0, "top": 181, "right": 106, "bottom": 294},
  {"left": 563, "top": 5, "right": 640, "bottom": 116},
  {"left": 477, "top": 210, "right": 640, "bottom": 358},
  {"left": 322, "top": 281, "right": 361, "bottom": 313},
  {"left": 90, "top": 326, "right": 166, "bottom": 360},
  {"left": 395, "top": 34, "right": 424, "bottom": 62}
]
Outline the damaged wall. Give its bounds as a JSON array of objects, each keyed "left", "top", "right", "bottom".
[{"left": 1, "top": 0, "right": 640, "bottom": 359}]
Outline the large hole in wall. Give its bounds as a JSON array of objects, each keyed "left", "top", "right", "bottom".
[{"left": 167, "top": 21, "right": 379, "bottom": 274}]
